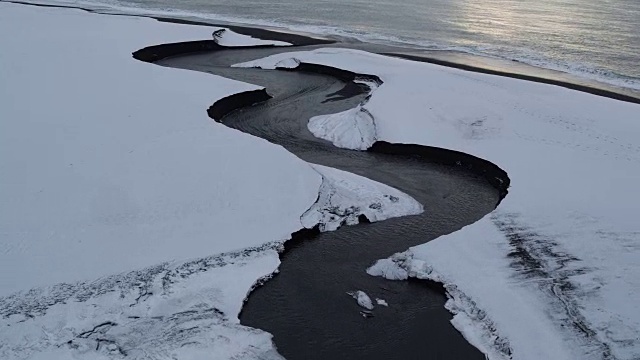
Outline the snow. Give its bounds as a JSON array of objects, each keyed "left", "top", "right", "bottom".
[
  {"left": 236, "top": 48, "right": 640, "bottom": 359},
  {"left": 301, "top": 164, "right": 423, "bottom": 232},
  {"left": 308, "top": 106, "right": 377, "bottom": 150},
  {"left": 366, "top": 258, "right": 408, "bottom": 280},
  {"left": 0, "top": 5, "right": 423, "bottom": 359},
  {"left": 213, "top": 28, "right": 291, "bottom": 47},
  {"left": 0, "top": 2, "right": 319, "bottom": 297},
  {"left": 274, "top": 57, "right": 302, "bottom": 69},
  {"left": 348, "top": 290, "right": 374, "bottom": 310},
  {"left": 375, "top": 298, "right": 388, "bottom": 307}
]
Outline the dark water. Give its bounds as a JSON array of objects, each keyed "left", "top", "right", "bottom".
[
  {"left": 160, "top": 47, "right": 499, "bottom": 359},
  {"left": 42, "top": 0, "right": 640, "bottom": 91}
]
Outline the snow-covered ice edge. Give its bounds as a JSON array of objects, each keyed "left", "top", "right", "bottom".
[
  {"left": 303, "top": 164, "right": 423, "bottom": 232},
  {"left": 212, "top": 28, "right": 290, "bottom": 47},
  {"left": 235, "top": 48, "right": 640, "bottom": 360}
]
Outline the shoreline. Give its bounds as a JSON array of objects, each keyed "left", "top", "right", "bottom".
[
  {"left": 383, "top": 52, "right": 640, "bottom": 105},
  {"left": 4, "top": 0, "right": 640, "bottom": 104}
]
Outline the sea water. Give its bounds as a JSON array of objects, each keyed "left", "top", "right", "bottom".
[{"left": 53, "top": 0, "right": 640, "bottom": 91}]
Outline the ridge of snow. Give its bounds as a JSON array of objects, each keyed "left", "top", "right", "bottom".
[
  {"left": 302, "top": 164, "right": 423, "bottom": 232},
  {"left": 375, "top": 298, "right": 388, "bottom": 307},
  {"left": 275, "top": 57, "right": 302, "bottom": 69},
  {"left": 0, "top": 245, "right": 286, "bottom": 360},
  {"left": 370, "top": 250, "right": 513, "bottom": 360},
  {"left": 212, "top": 28, "right": 291, "bottom": 47},
  {"left": 308, "top": 106, "right": 377, "bottom": 150}
]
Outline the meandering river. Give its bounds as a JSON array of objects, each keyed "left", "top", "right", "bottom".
[{"left": 158, "top": 46, "right": 501, "bottom": 359}]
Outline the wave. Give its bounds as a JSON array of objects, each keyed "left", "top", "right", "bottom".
[{"left": 19, "top": 0, "right": 640, "bottom": 93}]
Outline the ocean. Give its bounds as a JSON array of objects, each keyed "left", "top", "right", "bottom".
[{"left": 47, "top": 0, "right": 640, "bottom": 91}]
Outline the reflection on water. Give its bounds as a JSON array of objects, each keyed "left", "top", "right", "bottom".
[
  {"left": 451, "top": 0, "right": 640, "bottom": 85},
  {"left": 83, "top": 0, "right": 640, "bottom": 90}
]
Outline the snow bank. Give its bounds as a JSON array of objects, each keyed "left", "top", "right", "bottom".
[
  {"left": 212, "top": 28, "right": 291, "bottom": 47},
  {"left": 308, "top": 106, "right": 377, "bottom": 150},
  {"left": 302, "top": 164, "right": 423, "bottom": 232},
  {"left": 237, "top": 48, "right": 640, "bottom": 359}
]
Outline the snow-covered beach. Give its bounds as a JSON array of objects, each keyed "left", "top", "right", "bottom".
[
  {"left": 2, "top": 1, "right": 640, "bottom": 360},
  {"left": 237, "top": 49, "right": 640, "bottom": 359},
  {"left": 0, "top": 3, "right": 423, "bottom": 358}
]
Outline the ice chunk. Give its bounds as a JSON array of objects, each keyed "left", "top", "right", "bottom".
[
  {"left": 308, "top": 106, "right": 377, "bottom": 150},
  {"left": 348, "top": 290, "right": 374, "bottom": 310},
  {"left": 366, "top": 258, "right": 409, "bottom": 280},
  {"left": 376, "top": 298, "right": 388, "bottom": 307},
  {"left": 301, "top": 164, "right": 423, "bottom": 232},
  {"left": 213, "top": 28, "right": 291, "bottom": 47},
  {"left": 275, "top": 57, "right": 301, "bottom": 69}
]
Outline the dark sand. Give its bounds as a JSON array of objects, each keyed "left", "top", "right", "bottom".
[{"left": 384, "top": 51, "right": 640, "bottom": 105}]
